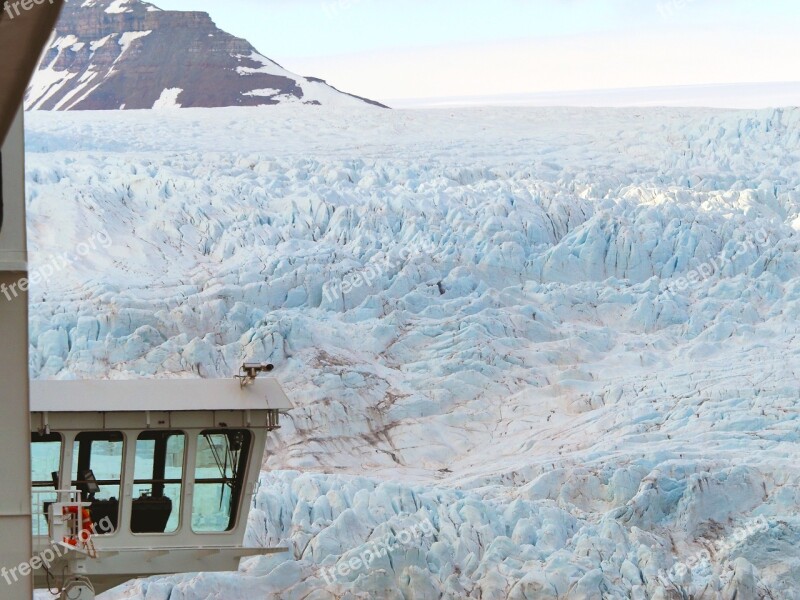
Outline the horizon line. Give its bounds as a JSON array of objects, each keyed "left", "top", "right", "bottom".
[{"left": 384, "top": 81, "right": 800, "bottom": 110}]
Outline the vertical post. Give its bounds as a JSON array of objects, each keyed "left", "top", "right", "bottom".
[
  {"left": 182, "top": 430, "right": 199, "bottom": 538},
  {"left": 120, "top": 431, "right": 137, "bottom": 535},
  {"left": 0, "top": 111, "right": 32, "bottom": 598}
]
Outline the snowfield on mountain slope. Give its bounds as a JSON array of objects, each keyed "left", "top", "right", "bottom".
[{"left": 25, "top": 106, "right": 800, "bottom": 599}]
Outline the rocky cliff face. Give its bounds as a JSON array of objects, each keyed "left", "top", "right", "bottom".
[{"left": 26, "top": 0, "right": 387, "bottom": 110}]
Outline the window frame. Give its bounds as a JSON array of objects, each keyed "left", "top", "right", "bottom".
[
  {"left": 130, "top": 429, "right": 187, "bottom": 536},
  {"left": 70, "top": 430, "right": 127, "bottom": 538},
  {"left": 31, "top": 431, "right": 64, "bottom": 489},
  {"left": 30, "top": 431, "right": 64, "bottom": 537},
  {"left": 191, "top": 428, "right": 253, "bottom": 534}
]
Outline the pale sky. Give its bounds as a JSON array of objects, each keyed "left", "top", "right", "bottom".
[{"left": 152, "top": 0, "right": 800, "bottom": 105}]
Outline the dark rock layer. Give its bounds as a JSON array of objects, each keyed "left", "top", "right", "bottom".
[{"left": 26, "top": 0, "right": 387, "bottom": 110}]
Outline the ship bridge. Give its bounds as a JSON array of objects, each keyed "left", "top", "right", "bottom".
[{"left": 28, "top": 377, "right": 293, "bottom": 595}]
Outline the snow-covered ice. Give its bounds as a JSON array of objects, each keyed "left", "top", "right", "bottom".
[
  {"left": 24, "top": 105, "right": 800, "bottom": 599},
  {"left": 152, "top": 87, "right": 183, "bottom": 110}
]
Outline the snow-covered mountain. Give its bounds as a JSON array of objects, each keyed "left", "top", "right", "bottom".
[
  {"left": 25, "top": 0, "right": 387, "bottom": 110},
  {"left": 25, "top": 106, "right": 800, "bottom": 599}
]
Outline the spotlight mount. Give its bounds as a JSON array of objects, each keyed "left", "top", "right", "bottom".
[{"left": 236, "top": 362, "right": 275, "bottom": 387}]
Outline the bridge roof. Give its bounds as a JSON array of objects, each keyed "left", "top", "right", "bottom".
[{"left": 30, "top": 378, "right": 293, "bottom": 413}]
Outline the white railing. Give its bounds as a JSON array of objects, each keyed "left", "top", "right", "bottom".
[{"left": 31, "top": 488, "right": 83, "bottom": 541}]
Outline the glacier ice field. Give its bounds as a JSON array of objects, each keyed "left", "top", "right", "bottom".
[{"left": 25, "top": 105, "right": 800, "bottom": 599}]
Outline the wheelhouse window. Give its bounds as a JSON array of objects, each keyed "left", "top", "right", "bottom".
[
  {"left": 192, "top": 430, "right": 251, "bottom": 533},
  {"left": 31, "top": 432, "right": 62, "bottom": 536},
  {"left": 131, "top": 431, "right": 185, "bottom": 534},
  {"left": 72, "top": 431, "right": 124, "bottom": 534}
]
